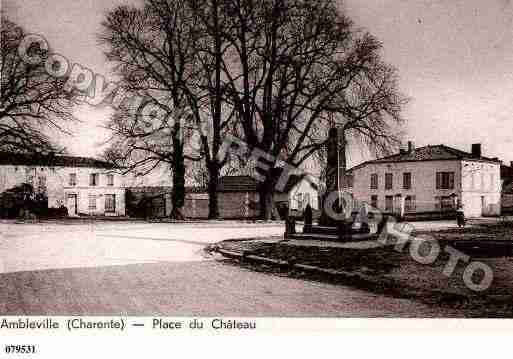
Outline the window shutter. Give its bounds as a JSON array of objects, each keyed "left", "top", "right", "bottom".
[
  {"left": 404, "top": 173, "right": 412, "bottom": 189},
  {"left": 436, "top": 173, "right": 441, "bottom": 189},
  {"left": 449, "top": 173, "right": 455, "bottom": 189}
]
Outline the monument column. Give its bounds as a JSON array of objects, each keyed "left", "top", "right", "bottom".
[
  {"left": 337, "top": 127, "right": 347, "bottom": 191},
  {"left": 321, "top": 127, "right": 347, "bottom": 226},
  {"left": 325, "top": 127, "right": 346, "bottom": 196}
]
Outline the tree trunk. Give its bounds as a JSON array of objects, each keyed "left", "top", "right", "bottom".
[
  {"left": 170, "top": 205, "right": 185, "bottom": 220},
  {"left": 207, "top": 162, "right": 220, "bottom": 219},
  {"left": 258, "top": 176, "right": 276, "bottom": 221},
  {"left": 171, "top": 124, "right": 185, "bottom": 220},
  {"left": 207, "top": 0, "right": 222, "bottom": 220}
]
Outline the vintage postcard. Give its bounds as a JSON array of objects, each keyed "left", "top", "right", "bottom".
[{"left": 1, "top": 0, "right": 512, "bottom": 356}]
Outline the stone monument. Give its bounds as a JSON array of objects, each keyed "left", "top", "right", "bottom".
[{"left": 319, "top": 127, "right": 348, "bottom": 226}]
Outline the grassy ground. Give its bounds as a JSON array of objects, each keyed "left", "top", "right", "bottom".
[
  {"left": 216, "top": 222, "right": 513, "bottom": 317},
  {"left": 414, "top": 221, "right": 513, "bottom": 240}
]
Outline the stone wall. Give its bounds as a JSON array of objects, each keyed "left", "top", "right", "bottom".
[{"left": 183, "top": 192, "right": 259, "bottom": 219}]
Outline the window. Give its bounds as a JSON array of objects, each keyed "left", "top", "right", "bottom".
[
  {"left": 345, "top": 175, "right": 354, "bottom": 188},
  {"left": 297, "top": 193, "right": 304, "bottom": 210},
  {"left": 403, "top": 172, "right": 412, "bottom": 190},
  {"left": 69, "top": 173, "right": 77, "bottom": 186},
  {"left": 405, "top": 195, "right": 416, "bottom": 212},
  {"left": 107, "top": 174, "right": 114, "bottom": 186},
  {"left": 385, "top": 173, "right": 393, "bottom": 190},
  {"left": 90, "top": 173, "right": 99, "bottom": 186},
  {"left": 88, "top": 195, "right": 97, "bottom": 210},
  {"left": 370, "top": 173, "right": 378, "bottom": 189},
  {"left": 304, "top": 193, "right": 310, "bottom": 208},
  {"left": 370, "top": 195, "right": 378, "bottom": 209},
  {"left": 37, "top": 176, "right": 46, "bottom": 193},
  {"left": 105, "top": 194, "right": 116, "bottom": 213},
  {"left": 436, "top": 196, "right": 455, "bottom": 211},
  {"left": 385, "top": 195, "right": 394, "bottom": 212},
  {"left": 436, "top": 172, "right": 455, "bottom": 189}
]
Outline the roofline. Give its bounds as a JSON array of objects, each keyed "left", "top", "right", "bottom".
[
  {"left": 347, "top": 144, "right": 501, "bottom": 172},
  {"left": 349, "top": 157, "right": 501, "bottom": 172},
  {"left": 0, "top": 162, "right": 119, "bottom": 170},
  {"left": 0, "top": 153, "right": 118, "bottom": 169}
]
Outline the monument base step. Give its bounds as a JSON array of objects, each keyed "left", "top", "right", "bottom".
[
  {"left": 288, "top": 232, "right": 378, "bottom": 242},
  {"left": 306, "top": 224, "right": 373, "bottom": 236},
  {"left": 308, "top": 225, "right": 339, "bottom": 236}
]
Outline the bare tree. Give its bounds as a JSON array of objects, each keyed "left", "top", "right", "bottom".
[
  {"left": 100, "top": 0, "right": 240, "bottom": 219},
  {"left": 100, "top": 2, "right": 204, "bottom": 219},
  {"left": 101, "top": 0, "right": 406, "bottom": 221},
  {"left": 0, "top": 18, "right": 77, "bottom": 153},
  {"left": 175, "top": 0, "right": 244, "bottom": 219},
  {"left": 218, "top": 0, "right": 407, "bottom": 219}
]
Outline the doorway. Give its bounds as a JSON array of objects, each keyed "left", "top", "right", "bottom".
[{"left": 67, "top": 194, "right": 77, "bottom": 216}]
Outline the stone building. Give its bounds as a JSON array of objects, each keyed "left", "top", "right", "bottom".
[
  {"left": 0, "top": 152, "right": 126, "bottom": 217},
  {"left": 143, "top": 173, "right": 319, "bottom": 219},
  {"left": 345, "top": 142, "right": 502, "bottom": 218}
]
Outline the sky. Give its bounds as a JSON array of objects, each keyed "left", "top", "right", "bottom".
[{"left": 5, "top": 0, "right": 513, "bottom": 167}]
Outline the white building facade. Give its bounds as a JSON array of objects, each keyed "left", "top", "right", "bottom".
[
  {"left": 346, "top": 143, "right": 501, "bottom": 218},
  {"left": 0, "top": 153, "right": 127, "bottom": 217},
  {"left": 274, "top": 175, "right": 320, "bottom": 211},
  {"left": 62, "top": 167, "right": 126, "bottom": 216}
]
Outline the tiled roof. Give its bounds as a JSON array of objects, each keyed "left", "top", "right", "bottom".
[
  {"left": 350, "top": 145, "right": 500, "bottom": 171},
  {"left": 126, "top": 186, "right": 173, "bottom": 196},
  {"left": 0, "top": 152, "right": 116, "bottom": 169},
  {"left": 128, "top": 186, "right": 209, "bottom": 196},
  {"left": 217, "top": 173, "right": 317, "bottom": 193},
  {"left": 217, "top": 175, "right": 258, "bottom": 192},
  {"left": 129, "top": 173, "right": 318, "bottom": 195}
]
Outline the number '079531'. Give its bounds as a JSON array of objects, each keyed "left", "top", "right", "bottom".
[{"left": 5, "top": 345, "right": 36, "bottom": 354}]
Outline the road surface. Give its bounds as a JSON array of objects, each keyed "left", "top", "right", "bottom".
[{"left": 0, "top": 220, "right": 463, "bottom": 317}]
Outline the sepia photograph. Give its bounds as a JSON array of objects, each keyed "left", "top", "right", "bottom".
[{"left": 2, "top": 0, "right": 513, "bottom": 328}]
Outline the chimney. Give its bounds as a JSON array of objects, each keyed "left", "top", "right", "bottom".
[
  {"left": 471, "top": 143, "right": 482, "bottom": 158},
  {"left": 399, "top": 142, "right": 408, "bottom": 155},
  {"left": 408, "top": 141, "right": 415, "bottom": 154}
]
